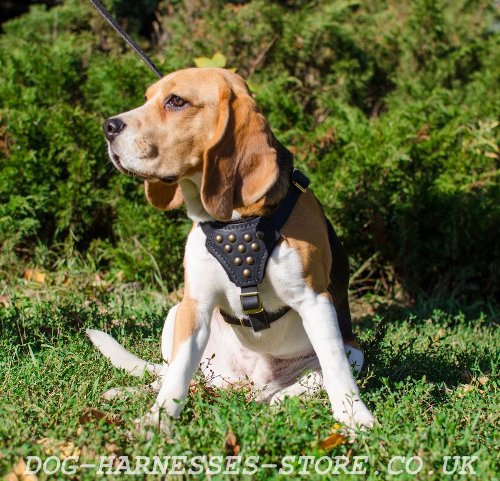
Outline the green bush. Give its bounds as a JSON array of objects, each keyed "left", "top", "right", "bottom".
[{"left": 0, "top": 0, "right": 498, "bottom": 300}]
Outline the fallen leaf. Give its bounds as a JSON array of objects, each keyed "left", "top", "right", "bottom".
[
  {"left": 36, "top": 437, "right": 52, "bottom": 455},
  {"left": 0, "top": 295, "right": 10, "bottom": 307},
  {"left": 79, "top": 407, "right": 123, "bottom": 426},
  {"left": 189, "top": 381, "right": 220, "bottom": 400},
  {"left": 416, "top": 123, "right": 430, "bottom": 142},
  {"left": 225, "top": 431, "right": 240, "bottom": 455},
  {"left": 91, "top": 273, "right": 109, "bottom": 291},
  {"left": 457, "top": 384, "right": 475, "bottom": 397},
  {"left": 104, "top": 442, "right": 121, "bottom": 455},
  {"left": 479, "top": 376, "right": 489, "bottom": 385},
  {"left": 432, "top": 327, "right": 446, "bottom": 342},
  {"left": 320, "top": 424, "right": 348, "bottom": 451},
  {"left": 36, "top": 438, "right": 80, "bottom": 458},
  {"left": 320, "top": 432, "right": 348, "bottom": 450},
  {"left": 60, "top": 441, "right": 80, "bottom": 459},
  {"left": 23, "top": 269, "right": 46, "bottom": 284},
  {"left": 5, "top": 458, "right": 38, "bottom": 481}
]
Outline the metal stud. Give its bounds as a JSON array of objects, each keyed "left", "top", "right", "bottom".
[
  {"left": 234, "top": 257, "right": 243, "bottom": 266},
  {"left": 246, "top": 256, "right": 255, "bottom": 265},
  {"left": 215, "top": 234, "right": 223, "bottom": 243},
  {"left": 228, "top": 234, "right": 236, "bottom": 243},
  {"left": 242, "top": 269, "right": 251, "bottom": 278},
  {"left": 223, "top": 244, "right": 232, "bottom": 253},
  {"left": 237, "top": 244, "right": 246, "bottom": 253},
  {"left": 251, "top": 242, "right": 260, "bottom": 252},
  {"left": 243, "top": 233, "right": 252, "bottom": 242}
]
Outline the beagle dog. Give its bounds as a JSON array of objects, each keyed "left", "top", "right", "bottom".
[{"left": 87, "top": 68, "right": 374, "bottom": 433}]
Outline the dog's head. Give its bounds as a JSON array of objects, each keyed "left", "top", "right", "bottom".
[{"left": 103, "top": 68, "right": 281, "bottom": 221}]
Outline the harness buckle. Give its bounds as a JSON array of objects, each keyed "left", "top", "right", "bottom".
[
  {"left": 293, "top": 180, "right": 307, "bottom": 193},
  {"left": 240, "top": 290, "right": 264, "bottom": 315},
  {"left": 292, "top": 169, "right": 310, "bottom": 193}
]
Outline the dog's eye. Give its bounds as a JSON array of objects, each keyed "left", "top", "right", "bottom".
[{"left": 164, "top": 95, "right": 188, "bottom": 110}]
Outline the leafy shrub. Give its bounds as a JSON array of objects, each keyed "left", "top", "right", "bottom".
[
  {"left": 0, "top": 0, "right": 187, "bottom": 290},
  {"left": 0, "top": 0, "right": 498, "bottom": 301}
]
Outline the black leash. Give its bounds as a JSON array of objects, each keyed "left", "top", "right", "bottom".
[{"left": 88, "top": 0, "right": 163, "bottom": 79}]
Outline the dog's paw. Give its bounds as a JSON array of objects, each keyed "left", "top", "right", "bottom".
[
  {"left": 333, "top": 400, "right": 375, "bottom": 432},
  {"left": 131, "top": 411, "right": 172, "bottom": 440},
  {"left": 269, "top": 391, "right": 288, "bottom": 406},
  {"left": 270, "top": 373, "right": 323, "bottom": 406},
  {"left": 270, "top": 386, "right": 304, "bottom": 406},
  {"left": 102, "top": 387, "right": 139, "bottom": 401}
]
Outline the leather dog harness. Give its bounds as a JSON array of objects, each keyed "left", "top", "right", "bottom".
[{"left": 200, "top": 169, "right": 310, "bottom": 332}]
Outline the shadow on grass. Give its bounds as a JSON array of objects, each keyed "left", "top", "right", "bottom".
[
  {"left": 358, "top": 299, "right": 498, "bottom": 400},
  {"left": 355, "top": 294, "right": 499, "bottom": 328},
  {"left": 0, "top": 300, "right": 170, "bottom": 353}
]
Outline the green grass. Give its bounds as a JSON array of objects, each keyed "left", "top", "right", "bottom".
[{"left": 0, "top": 278, "right": 498, "bottom": 480}]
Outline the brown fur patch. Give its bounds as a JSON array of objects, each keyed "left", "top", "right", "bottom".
[
  {"left": 281, "top": 191, "right": 332, "bottom": 293},
  {"left": 171, "top": 287, "right": 199, "bottom": 362},
  {"left": 201, "top": 77, "right": 280, "bottom": 220},
  {"left": 145, "top": 179, "right": 184, "bottom": 211},
  {"left": 280, "top": 191, "right": 354, "bottom": 341}
]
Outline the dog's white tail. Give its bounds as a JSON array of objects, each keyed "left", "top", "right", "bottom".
[{"left": 86, "top": 329, "right": 162, "bottom": 376}]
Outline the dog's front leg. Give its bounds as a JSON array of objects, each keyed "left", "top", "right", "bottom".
[
  {"left": 297, "top": 292, "right": 374, "bottom": 430},
  {"left": 142, "top": 298, "right": 212, "bottom": 434}
]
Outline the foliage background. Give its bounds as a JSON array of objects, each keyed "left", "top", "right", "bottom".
[
  {"left": 0, "top": 3, "right": 498, "bottom": 480},
  {"left": 0, "top": 0, "right": 499, "bottom": 301}
]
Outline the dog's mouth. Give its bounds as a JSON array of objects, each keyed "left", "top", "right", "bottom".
[
  {"left": 109, "top": 149, "right": 148, "bottom": 180},
  {"left": 111, "top": 153, "right": 137, "bottom": 177},
  {"left": 160, "top": 175, "right": 178, "bottom": 184},
  {"left": 110, "top": 152, "right": 178, "bottom": 184}
]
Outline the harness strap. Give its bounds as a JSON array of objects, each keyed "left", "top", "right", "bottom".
[
  {"left": 239, "top": 170, "right": 309, "bottom": 331},
  {"left": 220, "top": 305, "right": 291, "bottom": 329},
  {"left": 269, "top": 169, "right": 310, "bottom": 231},
  {"left": 88, "top": 0, "right": 163, "bottom": 79}
]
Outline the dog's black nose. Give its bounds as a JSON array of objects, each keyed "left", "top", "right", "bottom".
[{"left": 103, "top": 118, "right": 126, "bottom": 141}]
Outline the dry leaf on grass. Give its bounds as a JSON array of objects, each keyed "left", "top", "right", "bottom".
[
  {"left": 5, "top": 458, "right": 38, "bottom": 481},
  {"left": 457, "top": 384, "right": 475, "bottom": 397},
  {"left": 23, "top": 269, "right": 46, "bottom": 284},
  {"left": 91, "top": 273, "right": 109, "bottom": 291},
  {"left": 79, "top": 407, "right": 123, "bottom": 426},
  {"left": 225, "top": 431, "right": 240, "bottom": 456},
  {"left": 0, "top": 295, "right": 10, "bottom": 308},
  {"left": 36, "top": 438, "right": 80, "bottom": 459},
  {"left": 432, "top": 328, "right": 446, "bottom": 342},
  {"left": 189, "top": 381, "right": 220, "bottom": 400},
  {"left": 320, "top": 424, "right": 348, "bottom": 451}
]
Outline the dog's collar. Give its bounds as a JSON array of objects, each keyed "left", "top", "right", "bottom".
[{"left": 200, "top": 169, "right": 310, "bottom": 332}]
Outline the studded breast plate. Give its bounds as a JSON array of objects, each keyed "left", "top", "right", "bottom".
[
  {"left": 200, "top": 217, "right": 280, "bottom": 289},
  {"left": 199, "top": 169, "right": 310, "bottom": 332}
]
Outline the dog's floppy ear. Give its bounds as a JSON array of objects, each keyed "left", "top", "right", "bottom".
[
  {"left": 144, "top": 179, "right": 184, "bottom": 211},
  {"left": 201, "top": 78, "right": 279, "bottom": 221}
]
